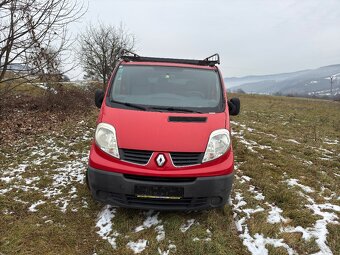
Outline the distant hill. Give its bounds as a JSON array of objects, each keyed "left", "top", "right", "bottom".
[{"left": 224, "top": 64, "right": 340, "bottom": 96}]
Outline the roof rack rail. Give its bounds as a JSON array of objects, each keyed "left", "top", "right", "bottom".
[{"left": 118, "top": 49, "right": 220, "bottom": 66}]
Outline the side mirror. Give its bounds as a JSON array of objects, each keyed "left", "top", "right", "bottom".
[
  {"left": 228, "top": 97, "right": 240, "bottom": 116},
  {"left": 95, "top": 89, "right": 105, "bottom": 108}
]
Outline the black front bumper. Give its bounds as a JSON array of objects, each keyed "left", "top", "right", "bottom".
[{"left": 87, "top": 167, "right": 234, "bottom": 210}]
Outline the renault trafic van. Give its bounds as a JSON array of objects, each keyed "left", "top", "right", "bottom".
[{"left": 87, "top": 50, "right": 240, "bottom": 210}]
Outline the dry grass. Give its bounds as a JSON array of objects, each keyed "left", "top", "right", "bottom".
[{"left": 1, "top": 92, "right": 339, "bottom": 255}]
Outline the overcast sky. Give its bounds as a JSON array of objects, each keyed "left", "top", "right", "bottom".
[{"left": 70, "top": 0, "right": 340, "bottom": 79}]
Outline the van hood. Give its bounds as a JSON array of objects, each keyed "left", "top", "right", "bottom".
[{"left": 100, "top": 107, "right": 228, "bottom": 152}]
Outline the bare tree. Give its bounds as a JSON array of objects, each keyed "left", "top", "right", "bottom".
[
  {"left": 0, "top": 0, "right": 85, "bottom": 96},
  {"left": 78, "top": 23, "right": 135, "bottom": 89}
]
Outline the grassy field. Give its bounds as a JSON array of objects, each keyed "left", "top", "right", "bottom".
[{"left": 0, "top": 93, "right": 339, "bottom": 255}]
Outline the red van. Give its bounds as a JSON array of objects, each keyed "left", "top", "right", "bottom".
[{"left": 87, "top": 50, "right": 240, "bottom": 210}]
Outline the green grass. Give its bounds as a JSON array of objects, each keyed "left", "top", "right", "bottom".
[{"left": 1, "top": 93, "right": 339, "bottom": 254}]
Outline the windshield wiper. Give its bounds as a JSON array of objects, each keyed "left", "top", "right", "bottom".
[
  {"left": 111, "top": 100, "right": 148, "bottom": 111},
  {"left": 149, "top": 106, "right": 202, "bottom": 113}
]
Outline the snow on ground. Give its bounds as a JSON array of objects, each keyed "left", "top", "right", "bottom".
[
  {"left": 266, "top": 204, "right": 289, "bottom": 224},
  {"left": 192, "top": 229, "right": 212, "bottom": 242},
  {"left": 127, "top": 239, "right": 148, "bottom": 254},
  {"left": 2, "top": 117, "right": 338, "bottom": 254},
  {"left": 158, "top": 243, "right": 176, "bottom": 255},
  {"left": 28, "top": 200, "right": 46, "bottom": 212},
  {"left": 0, "top": 124, "right": 94, "bottom": 214},
  {"left": 231, "top": 188, "right": 294, "bottom": 255},
  {"left": 231, "top": 121, "right": 339, "bottom": 255},
  {"left": 95, "top": 208, "right": 177, "bottom": 253},
  {"left": 286, "top": 178, "right": 314, "bottom": 193},
  {"left": 96, "top": 205, "right": 119, "bottom": 249},
  {"left": 323, "top": 138, "right": 339, "bottom": 145},
  {"left": 179, "top": 219, "right": 195, "bottom": 233},
  {"left": 231, "top": 121, "right": 274, "bottom": 155},
  {"left": 155, "top": 225, "right": 165, "bottom": 242},
  {"left": 233, "top": 164, "right": 339, "bottom": 255},
  {"left": 281, "top": 191, "right": 340, "bottom": 255},
  {"left": 286, "top": 139, "right": 301, "bottom": 144},
  {"left": 135, "top": 211, "right": 161, "bottom": 232}
]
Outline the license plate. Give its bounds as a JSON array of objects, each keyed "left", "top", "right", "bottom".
[{"left": 135, "top": 185, "right": 184, "bottom": 199}]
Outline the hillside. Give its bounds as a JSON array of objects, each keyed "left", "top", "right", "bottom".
[
  {"left": 1, "top": 89, "right": 339, "bottom": 255},
  {"left": 225, "top": 64, "right": 340, "bottom": 96}
]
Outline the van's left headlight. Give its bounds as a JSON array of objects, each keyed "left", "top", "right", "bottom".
[
  {"left": 95, "top": 123, "right": 119, "bottom": 158},
  {"left": 203, "top": 129, "right": 231, "bottom": 163}
]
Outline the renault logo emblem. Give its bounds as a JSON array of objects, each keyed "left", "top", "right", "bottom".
[{"left": 156, "top": 154, "right": 166, "bottom": 167}]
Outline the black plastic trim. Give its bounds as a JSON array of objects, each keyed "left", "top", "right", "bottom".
[
  {"left": 87, "top": 167, "right": 234, "bottom": 210},
  {"left": 168, "top": 116, "right": 207, "bottom": 123},
  {"left": 119, "top": 50, "right": 220, "bottom": 66}
]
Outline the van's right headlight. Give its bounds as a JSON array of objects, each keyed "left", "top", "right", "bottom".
[
  {"left": 203, "top": 129, "right": 231, "bottom": 163},
  {"left": 95, "top": 123, "right": 119, "bottom": 158}
]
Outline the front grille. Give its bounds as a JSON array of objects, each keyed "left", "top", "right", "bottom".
[
  {"left": 124, "top": 174, "right": 196, "bottom": 182},
  {"left": 170, "top": 152, "right": 203, "bottom": 167},
  {"left": 120, "top": 149, "right": 203, "bottom": 167},
  {"left": 120, "top": 149, "right": 153, "bottom": 165}
]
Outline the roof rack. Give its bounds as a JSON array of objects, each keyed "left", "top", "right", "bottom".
[{"left": 118, "top": 49, "right": 220, "bottom": 66}]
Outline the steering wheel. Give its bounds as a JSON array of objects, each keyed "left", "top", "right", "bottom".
[{"left": 188, "top": 91, "right": 205, "bottom": 98}]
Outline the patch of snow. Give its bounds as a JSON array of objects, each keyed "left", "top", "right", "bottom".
[
  {"left": 241, "top": 232, "right": 296, "bottom": 255},
  {"left": 237, "top": 138, "right": 258, "bottom": 153},
  {"left": 323, "top": 138, "right": 339, "bottom": 145},
  {"left": 234, "top": 192, "right": 247, "bottom": 210},
  {"left": 248, "top": 185, "right": 265, "bottom": 201},
  {"left": 242, "top": 176, "right": 252, "bottom": 182},
  {"left": 127, "top": 239, "right": 148, "bottom": 254},
  {"left": 28, "top": 200, "right": 46, "bottom": 212},
  {"left": 155, "top": 225, "right": 165, "bottom": 242},
  {"left": 0, "top": 188, "right": 12, "bottom": 195},
  {"left": 158, "top": 243, "right": 176, "bottom": 255},
  {"left": 254, "top": 193, "right": 265, "bottom": 201},
  {"left": 96, "top": 205, "right": 118, "bottom": 249},
  {"left": 192, "top": 229, "right": 212, "bottom": 242},
  {"left": 2, "top": 209, "right": 14, "bottom": 215},
  {"left": 135, "top": 211, "right": 160, "bottom": 232},
  {"left": 286, "top": 139, "right": 301, "bottom": 144},
  {"left": 267, "top": 205, "right": 289, "bottom": 224},
  {"left": 25, "top": 176, "right": 41, "bottom": 185},
  {"left": 180, "top": 219, "right": 195, "bottom": 233},
  {"left": 303, "top": 160, "right": 313, "bottom": 166},
  {"left": 232, "top": 189, "right": 296, "bottom": 255},
  {"left": 281, "top": 192, "right": 340, "bottom": 255},
  {"left": 1, "top": 176, "right": 18, "bottom": 183},
  {"left": 286, "top": 179, "right": 314, "bottom": 193},
  {"left": 59, "top": 200, "right": 69, "bottom": 213}
]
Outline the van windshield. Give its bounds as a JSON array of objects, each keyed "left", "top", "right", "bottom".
[{"left": 110, "top": 65, "right": 223, "bottom": 113}]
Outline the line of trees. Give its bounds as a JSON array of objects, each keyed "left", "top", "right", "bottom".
[
  {"left": 0, "top": 0, "right": 136, "bottom": 97},
  {"left": 0, "top": 0, "right": 85, "bottom": 96}
]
